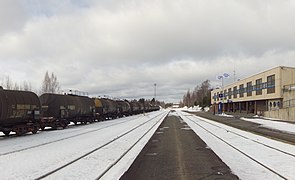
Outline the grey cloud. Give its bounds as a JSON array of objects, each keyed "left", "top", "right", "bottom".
[
  {"left": 0, "top": 1, "right": 28, "bottom": 35},
  {"left": 1, "top": 0, "right": 295, "bottom": 102}
]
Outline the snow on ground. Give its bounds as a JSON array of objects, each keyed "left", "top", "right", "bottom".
[
  {"left": 2, "top": 108, "right": 295, "bottom": 180},
  {"left": 216, "top": 113, "right": 234, "bottom": 117},
  {"left": 177, "top": 105, "right": 202, "bottom": 112},
  {"left": 178, "top": 110, "right": 295, "bottom": 180},
  {"left": 0, "top": 110, "right": 169, "bottom": 180},
  {"left": 241, "top": 117, "right": 295, "bottom": 135}
]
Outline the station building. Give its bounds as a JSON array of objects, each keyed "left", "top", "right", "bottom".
[{"left": 211, "top": 66, "right": 295, "bottom": 122}]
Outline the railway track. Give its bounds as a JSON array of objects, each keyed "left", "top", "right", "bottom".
[
  {"left": 35, "top": 111, "right": 168, "bottom": 179},
  {"left": 178, "top": 111, "right": 295, "bottom": 179},
  {"left": 0, "top": 110, "right": 168, "bottom": 179},
  {"left": 0, "top": 114, "right": 147, "bottom": 157}
]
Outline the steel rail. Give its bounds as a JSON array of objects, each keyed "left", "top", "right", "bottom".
[
  {"left": 35, "top": 111, "right": 168, "bottom": 180},
  {"left": 0, "top": 114, "right": 146, "bottom": 156},
  {"left": 95, "top": 111, "right": 168, "bottom": 179},
  {"left": 178, "top": 112, "right": 289, "bottom": 180},
  {"left": 184, "top": 112, "right": 295, "bottom": 158}
]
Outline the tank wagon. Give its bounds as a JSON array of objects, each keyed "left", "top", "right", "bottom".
[
  {"left": 39, "top": 93, "right": 95, "bottom": 129},
  {"left": 151, "top": 104, "right": 160, "bottom": 111},
  {"left": 94, "top": 98, "right": 118, "bottom": 120},
  {"left": 129, "top": 101, "right": 141, "bottom": 115},
  {"left": 0, "top": 87, "right": 41, "bottom": 136},
  {"left": 0, "top": 87, "right": 160, "bottom": 136},
  {"left": 116, "top": 100, "right": 131, "bottom": 117}
]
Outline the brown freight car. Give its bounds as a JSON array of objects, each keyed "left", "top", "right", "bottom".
[
  {"left": 0, "top": 87, "right": 41, "bottom": 136},
  {"left": 39, "top": 93, "right": 95, "bottom": 129}
]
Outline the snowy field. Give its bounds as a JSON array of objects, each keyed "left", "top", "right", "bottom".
[
  {"left": 0, "top": 110, "right": 169, "bottom": 180},
  {"left": 177, "top": 110, "right": 295, "bottom": 180}
]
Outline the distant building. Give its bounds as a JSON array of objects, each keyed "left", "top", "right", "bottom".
[
  {"left": 211, "top": 66, "right": 295, "bottom": 121},
  {"left": 172, "top": 103, "right": 180, "bottom": 108}
]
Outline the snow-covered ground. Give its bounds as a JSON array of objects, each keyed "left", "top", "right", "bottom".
[
  {"left": 2, "top": 109, "right": 295, "bottom": 180},
  {"left": 241, "top": 117, "right": 295, "bottom": 135},
  {"left": 177, "top": 110, "right": 295, "bottom": 180},
  {"left": 0, "top": 110, "right": 169, "bottom": 180}
]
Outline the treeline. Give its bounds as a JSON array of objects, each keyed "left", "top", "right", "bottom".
[
  {"left": 181, "top": 80, "right": 212, "bottom": 108},
  {"left": 0, "top": 71, "right": 60, "bottom": 94},
  {"left": 0, "top": 76, "right": 32, "bottom": 91},
  {"left": 0, "top": 72, "right": 166, "bottom": 107}
]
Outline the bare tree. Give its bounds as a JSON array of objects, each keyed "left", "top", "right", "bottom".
[
  {"left": 23, "top": 81, "right": 32, "bottom": 91},
  {"left": 13, "top": 82, "right": 20, "bottom": 90},
  {"left": 41, "top": 71, "right": 61, "bottom": 94},
  {"left": 0, "top": 76, "right": 34, "bottom": 91},
  {"left": 182, "top": 80, "right": 211, "bottom": 108},
  {"left": 41, "top": 71, "right": 50, "bottom": 93},
  {"left": 183, "top": 89, "right": 192, "bottom": 107},
  {"left": 4, "top": 76, "right": 13, "bottom": 90},
  {"left": 50, "top": 72, "right": 60, "bottom": 93}
]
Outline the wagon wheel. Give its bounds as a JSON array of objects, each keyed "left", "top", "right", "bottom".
[
  {"left": 15, "top": 128, "right": 24, "bottom": 136},
  {"left": 3, "top": 130, "right": 10, "bottom": 136},
  {"left": 32, "top": 127, "right": 38, "bottom": 134},
  {"left": 62, "top": 123, "right": 67, "bottom": 129},
  {"left": 52, "top": 124, "right": 57, "bottom": 130}
]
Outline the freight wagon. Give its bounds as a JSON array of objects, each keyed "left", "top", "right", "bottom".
[
  {"left": 0, "top": 87, "right": 160, "bottom": 136},
  {"left": 0, "top": 87, "right": 41, "bottom": 135},
  {"left": 39, "top": 93, "right": 95, "bottom": 129}
]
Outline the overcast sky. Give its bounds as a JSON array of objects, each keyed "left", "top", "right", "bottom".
[{"left": 1, "top": 0, "right": 295, "bottom": 103}]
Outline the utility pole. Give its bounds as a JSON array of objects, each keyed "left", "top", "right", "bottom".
[
  {"left": 154, "top": 83, "right": 157, "bottom": 101},
  {"left": 233, "top": 61, "right": 236, "bottom": 82}
]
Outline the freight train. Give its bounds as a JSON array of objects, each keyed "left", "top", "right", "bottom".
[{"left": 0, "top": 87, "right": 160, "bottom": 136}]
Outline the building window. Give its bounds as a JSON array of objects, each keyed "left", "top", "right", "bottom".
[
  {"left": 247, "top": 81, "right": 252, "bottom": 96},
  {"left": 239, "top": 84, "right": 244, "bottom": 98},
  {"left": 228, "top": 88, "right": 232, "bottom": 99},
  {"left": 267, "top": 74, "right": 275, "bottom": 94},
  {"left": 256, "top": 78, "right": 262, "bottom": 95},
  {"left": 233, "top": 86, "right": 237, "bottom": 98},
  {"left": 227, "top": 88, "right": 232, "bottom": 99},
  {"left": 224, "top": 90, "right": 227, "bottom": 100},
  {"left": 213, "top": 93, "right": 216, "bottom": 101}
]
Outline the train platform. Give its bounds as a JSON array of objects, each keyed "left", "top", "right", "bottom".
[{"left": 120, "top": 114, "right": 239, "bottom": 180}]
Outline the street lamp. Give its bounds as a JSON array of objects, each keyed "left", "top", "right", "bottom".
[{"left": 217, "top": 73, "right": 230, "bottom": 114}]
